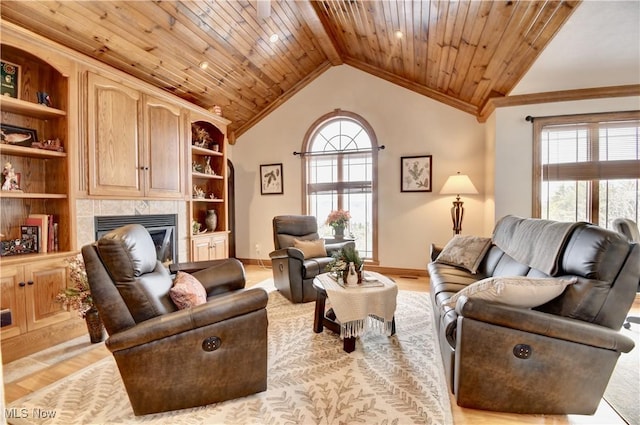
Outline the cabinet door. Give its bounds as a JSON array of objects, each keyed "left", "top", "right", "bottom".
[
  {"left": 210, "top": 234, "right": 228, "bottom": 260},
  {"left": 191, "top": 236, "right": 213, "bottom": 262},
  {"left": 0, "top": 265, "right": 27, "bottom": 340},
  {"left": 143, "top": 95, "right": 185, "bottom": 198},
  {"left": 24, "top": 258, "right": 72, "bottom": 332},
  {"left": 87, "top": 72, "right": 143, "bottom": 196}
]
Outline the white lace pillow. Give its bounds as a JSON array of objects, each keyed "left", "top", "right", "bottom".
[
  {"left": 435, "top": 235, "right": 492, "bottom": 274},
  {"left": 444, "top": 276, "right": 577, "bottom": 309}
]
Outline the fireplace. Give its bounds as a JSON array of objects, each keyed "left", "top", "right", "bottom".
[{"left": 95, "top": 214, "right": 178, "bottom": 265}]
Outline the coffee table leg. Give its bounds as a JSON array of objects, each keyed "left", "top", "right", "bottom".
[
  {"left": 391, "top": 316, "right": 396, "bottom": 336},
  {"left": 313, "top": 291, "right": 326, "bottom": 333}
]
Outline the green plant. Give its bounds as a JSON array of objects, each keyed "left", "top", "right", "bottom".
[{"left": 326, "top": 246, "right": 363, "bottom": 275}]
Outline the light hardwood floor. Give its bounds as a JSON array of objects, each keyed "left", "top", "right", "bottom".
[{"left": 2, "top": 264, "right": 633, "bottom": 425}]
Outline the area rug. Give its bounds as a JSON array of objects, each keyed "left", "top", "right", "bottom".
[
  {"left": 7, "top": 289, "right": 453, "bottom": 425},
  {"left": 603, "top": 323, "right": 640, "bottom": 425}
]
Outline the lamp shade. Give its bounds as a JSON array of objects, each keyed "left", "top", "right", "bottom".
[{"left": 440, "top": 172, "right": 478, "bottom": 195}]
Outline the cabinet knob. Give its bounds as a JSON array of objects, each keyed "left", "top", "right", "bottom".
[
  {"left": 27, "top": 280, "right": 34, "bottom": 285},
  {"left": 19, "top": 282, "right": 26, "bottom": 287}
]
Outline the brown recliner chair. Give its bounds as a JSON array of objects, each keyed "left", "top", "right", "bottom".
[
  {"left": 269, "top": 215, "right": 355, "bottom": 303},
  {"left": 613, "top": 218, "right": 640, "bottom": 329},
  {"left": 81, "top": 224, "right": 268, "bottom": 415}
]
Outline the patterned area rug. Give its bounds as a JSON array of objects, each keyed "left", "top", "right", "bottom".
[{"left": 7, "top": 290, "right": 453, "bottom": 425}]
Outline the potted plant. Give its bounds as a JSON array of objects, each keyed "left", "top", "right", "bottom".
[
  {"left": 56, "top": 254, "right": 104, "bottom": 343},
  {"left": 326, "top": 209, "right": 351, "bottom": 239}
]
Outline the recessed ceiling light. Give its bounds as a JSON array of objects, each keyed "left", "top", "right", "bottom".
[
  {"left": 199, "top": 61, "right": 209, "bottom": 70},
  {"left": 395, "top": 30, "right": 403, "bottom": 39},
  {"left": 269, "top": 33, "right": 279, "bottom": 43}
]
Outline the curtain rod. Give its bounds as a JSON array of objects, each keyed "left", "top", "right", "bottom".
[
  {"left": 293, "top": 145, "right": 385, "bottom": 157},
  {"left": 525, "top": 115, "right": 535, "bottom": 122}
]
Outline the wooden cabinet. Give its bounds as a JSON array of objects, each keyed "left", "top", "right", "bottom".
[
  {"left": 188, "top": 110, "right": 231, "bottom": 261},
  {"left": 0, "top": 28, "right": 85, "bottom": 364},
  {"left": 87, "top": 73, "right": 185, "bottom": 198},
  {"left": 0, "top": 258, "right": 73, "bottom": 341},
  {"left": 190, "top": 233, "right": 228, "bottom": 261}
]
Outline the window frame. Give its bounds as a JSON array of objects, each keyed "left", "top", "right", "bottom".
[
  {"left": 301, "top": 109, "right": 379, "bottom": 264},
  {"left": 532, "top": 110, "right": 640, "bottom": 224}
]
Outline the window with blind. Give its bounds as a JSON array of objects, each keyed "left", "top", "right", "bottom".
[
  {"left": 533, "top": 111, "right": 640, "bottom": 229},
  {"left": 302, "top": 110, "right": 378, "bottom": 261}
]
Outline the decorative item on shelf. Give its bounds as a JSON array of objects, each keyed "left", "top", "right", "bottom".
[
  {"left": 326, "top": 246, "right": 364, "bottom": 284},
  {"left": 1, "top": 123, "right": 38, "bottom": 147},
  {"left": 192, "top": 124, "right": 213, "bottom": 149},
  {"left": 56, "top": 255, "right": 105, "bottom": 343},
  {"left": 205, "top": 209, "right": 217, "bottom": 232},
  {"left": 2, "top": 161, "right": 22, "bottom": 192},
  {"left": 193, "top": 185, "right": 205, "bottom": 199},
  {"left": 192, "top": 220, "right": 201, "bottom": 235},
  {"left": 32, "top": 138, "right": 64, "bottom": 152},
  {"left": 192, "top": 161, "right": 203, "bottom": 173},
  {"left": 440, "top": 171, "right": 478, "bottom": 235},
  {"left": 1, "top": 60, "right": 21, "bottom": 98},
  {"left": 211, "top": 143, "right": 220, "bottom": 152},
  {"left": 212, "top": 105, "right": 223, "bottom": 116},
  {"left": 209, "top": 193, "right": 218, "bottom": 200},
  {"left": 204, "top": 156, "right": 214, "bottom": 175},
  {"left": 36, "top": 91, "right": 52, "bottom": 107},
  {"left": 326, "top": 209, "right": 350, "bottom": 240}
]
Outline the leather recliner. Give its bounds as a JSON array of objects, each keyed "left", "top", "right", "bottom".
[
  {"left": 81, "top": 224, "right": 268, "bottom": 415},
  {"left": 269, "top": 215, "right": 355, "bottom": 303}
]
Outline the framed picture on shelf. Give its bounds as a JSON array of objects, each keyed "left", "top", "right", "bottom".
[
  {"left": 1, "top": 123, "right": 38, "bottom": 147},
  {"left": 401, "top": 155, "right": 432, "bottom": 192},
  {"left": 1, "top": 60, "right": 21, "bottom": 99},
  {"left": 20, "top": 225, "right": 39, "bottom": 253},
  {"left": 260, "top": 163, "right": 283, "bottom": 195}
]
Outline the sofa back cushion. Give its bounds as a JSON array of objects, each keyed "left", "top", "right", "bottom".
[
  {"left": 96, "top": 224, "right": 176, "bottom": 323},
  {"left": 537, "top": 224, "right": 636, "bottom": 328}
]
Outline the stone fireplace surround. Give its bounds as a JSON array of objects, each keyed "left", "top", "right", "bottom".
[{"left": 76, "top": 199, "right": 188, "bottom": 262}]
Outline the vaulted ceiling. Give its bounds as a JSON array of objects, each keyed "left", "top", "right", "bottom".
[{"left": 0, "top": 0, "right": 580, "bottom": 139}]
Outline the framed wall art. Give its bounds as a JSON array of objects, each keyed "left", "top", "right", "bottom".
[
  {"left": 260, "top": 163, "right": 283, "bottom": 195},
  {"left": 401, "top": 155, "right": 432, "bottom": 192},
  {"left": 1, "top": 124, "right": 38, "bottom": 147},
  {"left": 1, "top": 60, "right": 21, "bottom": 99}
]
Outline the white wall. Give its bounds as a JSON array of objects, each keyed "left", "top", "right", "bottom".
[
  {"left": 492, "top": 96, "right": 640, "bottom": 222},
  {"left": 231, "top": 65, "right": 485, "bottom": 269}
]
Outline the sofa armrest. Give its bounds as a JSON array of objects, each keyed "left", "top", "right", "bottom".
[
  {"left": 457, "top": 296, "right": 635, "bottom": 353},
  {"left": 325, "top": 240, "right": 356, "bottom": 255},
  {"left": 429, "top": 243, "right": 443, "bottom": 262},
  {"left": 106, "top": 288, "right": 268, "bottom": 352},
  {"left": 269, "top": 247, "right": 305, "bottom": 261}
]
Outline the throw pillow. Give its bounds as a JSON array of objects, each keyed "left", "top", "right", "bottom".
[
  {"left": 435, "top": 235, "right": 492, "bottom": 274},
  {"left": 170, "top": 271, "right": 207, "bottom": 310},
  {"left": 294, "top": 238, "right": 327, "bottom": 259},
  {"left": 444, "top": 276, "right": 577, "bottom": 309}
]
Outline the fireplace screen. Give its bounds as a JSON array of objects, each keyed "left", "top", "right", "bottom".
[{"left": 95, "top": 214, "right": 178, "bottom": 265}]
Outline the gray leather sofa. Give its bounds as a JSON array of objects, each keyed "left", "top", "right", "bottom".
[
  {"left": 82, "top": 224, "right": 268, "bottom": 415},
  {"left": 428, "top": 216, "right": 639, "bottom": 414}
]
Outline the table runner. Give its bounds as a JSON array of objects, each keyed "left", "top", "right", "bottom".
[{"left": 317, "top": 271, "right": 398, "bottom": 338}]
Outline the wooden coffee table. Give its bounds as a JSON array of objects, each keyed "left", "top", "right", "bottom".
[{"left": 312, "top": 272, "right": 397, "bottom": 353}]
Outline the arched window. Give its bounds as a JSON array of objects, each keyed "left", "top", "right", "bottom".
[{"left": 302, "top": 110, "right": 378, "bottom": 261}]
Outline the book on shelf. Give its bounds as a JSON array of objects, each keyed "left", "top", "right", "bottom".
[{"left": 25, "top": 214, "right": 56, "bottom": 253}]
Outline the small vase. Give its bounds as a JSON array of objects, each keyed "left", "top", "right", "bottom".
[
  {"left": 333, "top": 224, "right": 345, "bottom": 240},
  {"left": 346, "top": 262, "right": 358, "bottom": 286},
  {"left": 205, "top": 209, "right": 217, "bottom": 232},
  {"left": 85, "top": 307, "right": 105, "bottom": 343}
]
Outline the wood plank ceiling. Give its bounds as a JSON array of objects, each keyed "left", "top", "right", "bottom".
[{"left": 0, "top": 0, "right": 580, "bottom": 139}]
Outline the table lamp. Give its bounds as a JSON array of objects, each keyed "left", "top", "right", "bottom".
[{"left": 440, "top": 172, "right": 478, "bottom": 235}]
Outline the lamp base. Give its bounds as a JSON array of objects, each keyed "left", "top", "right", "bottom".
[{"left": 450, "top": 198, "right": 464, "bottom": 235}]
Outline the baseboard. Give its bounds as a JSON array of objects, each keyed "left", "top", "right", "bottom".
[{"left": 238, "top": 258, "right": 427, "bottom": 277}]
